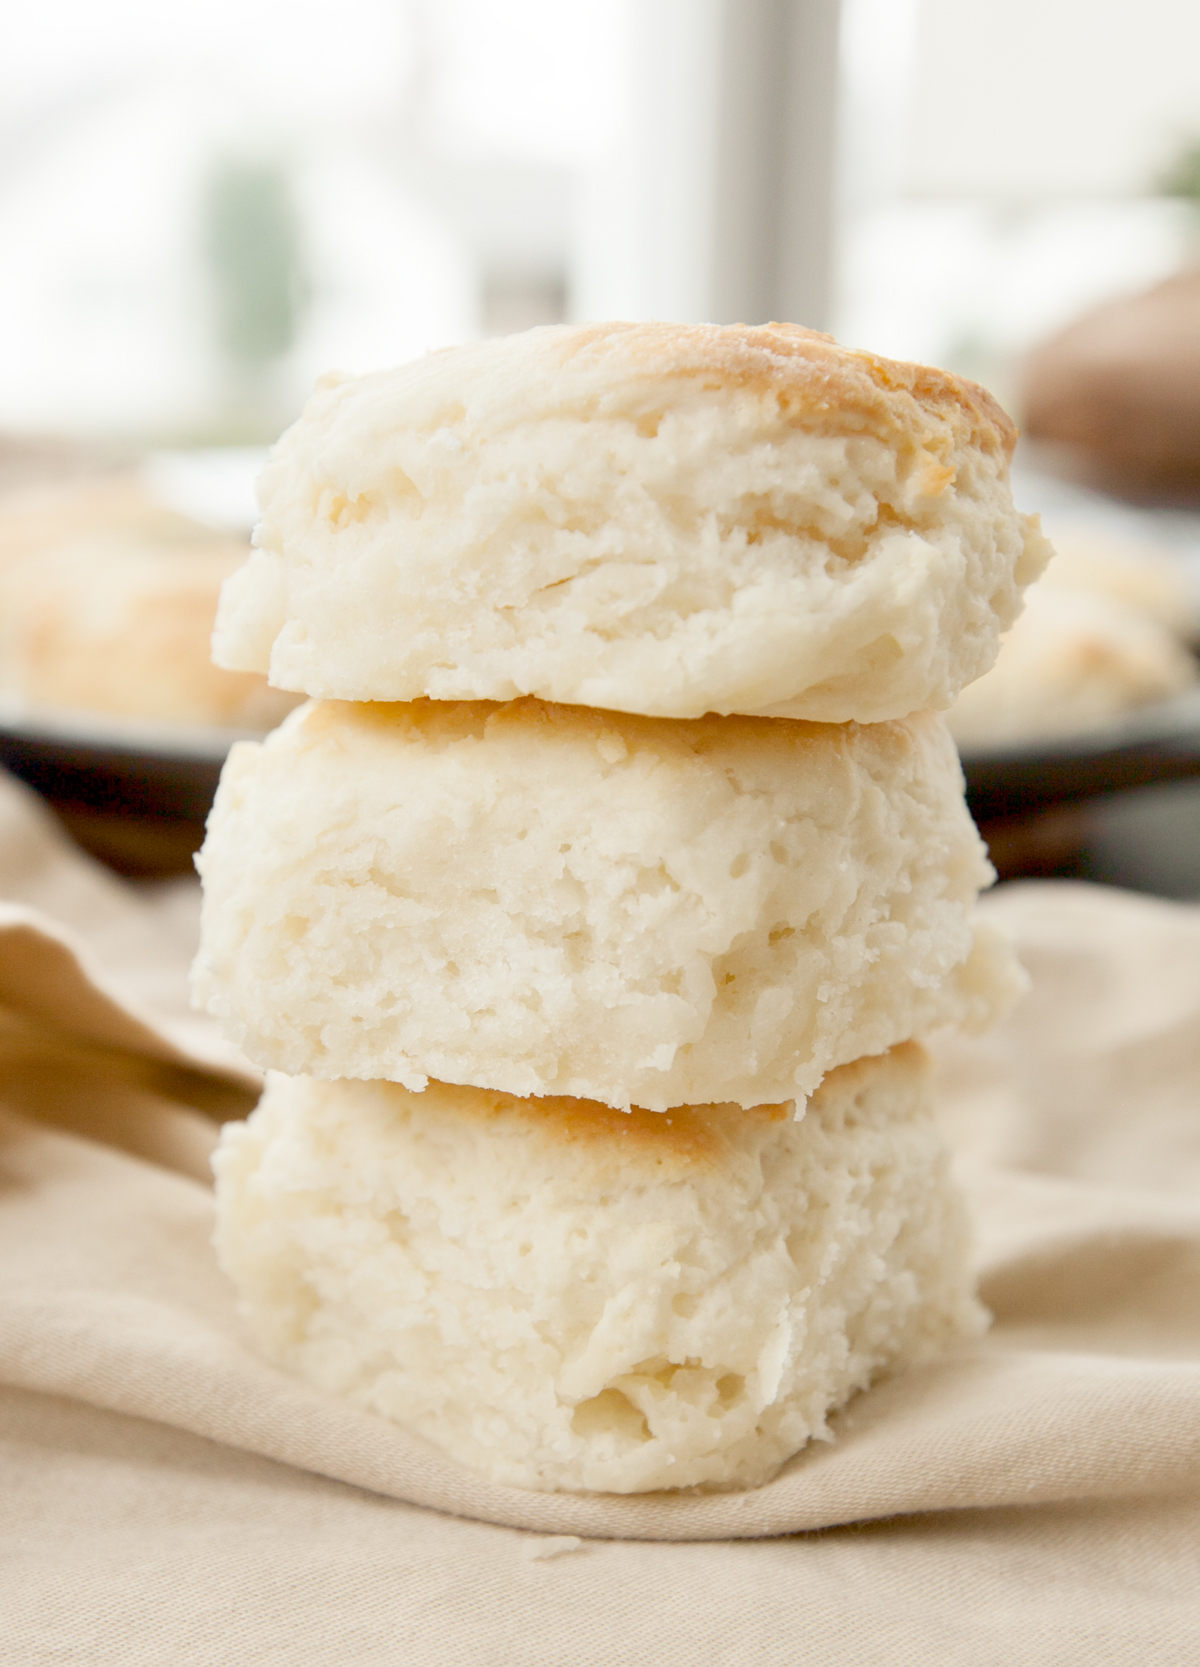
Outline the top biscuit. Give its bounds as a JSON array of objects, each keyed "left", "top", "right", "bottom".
[{"left": 213, "top": 321, "right": 1051, "bottom": 722}]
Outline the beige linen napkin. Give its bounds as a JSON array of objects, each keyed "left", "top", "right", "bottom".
[{"left": 2, "top": 768, "right": 1199, "bottom": 1660}]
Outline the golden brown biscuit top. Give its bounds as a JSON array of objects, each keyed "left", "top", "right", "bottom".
[{"left": 553, "top": 321, "right": 1017, "bottom": 463}]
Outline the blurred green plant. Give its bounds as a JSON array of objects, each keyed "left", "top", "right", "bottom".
[
  {"left": 1157, "top": 138, "right": 1200, "bottom": 204},
  {"left": 202, "top": 157, "right": 310, "bottom": 367}
]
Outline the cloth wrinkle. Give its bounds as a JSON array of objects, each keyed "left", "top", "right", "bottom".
[{"left": 0, "top": 768, "right": 1197, "bottom": 1657}]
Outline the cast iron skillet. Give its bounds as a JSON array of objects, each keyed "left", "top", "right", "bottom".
[
  {"left": 956, "top": 687, "right": 1200, "bottom": 822},
  {"left": 0, "top": 704, "right": 238, "bottom": 824}
]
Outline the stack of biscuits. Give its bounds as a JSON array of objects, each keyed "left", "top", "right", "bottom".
[{"left": 193, "top": 322, "right": 1048, "bottom": 1495}]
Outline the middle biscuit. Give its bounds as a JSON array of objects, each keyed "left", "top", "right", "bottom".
[{"left": 193, "top": 697, "right": 1022, "bottom": 1110}]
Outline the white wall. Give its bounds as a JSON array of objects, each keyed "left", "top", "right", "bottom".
[{"left": 904, "top": 0, "right": 1200, "bottom": 199}]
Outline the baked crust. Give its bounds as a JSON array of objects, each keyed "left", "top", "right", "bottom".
[{"left": 550, "top": 320, "right": 1017, "bottom": 461}]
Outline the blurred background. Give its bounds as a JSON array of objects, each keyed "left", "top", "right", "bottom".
[
  {"left": 3, "top": 0, "right": 1200, "bottom": 888},
  {"left": 5, "top": 0, "right": 1199, "bottom": 441}
]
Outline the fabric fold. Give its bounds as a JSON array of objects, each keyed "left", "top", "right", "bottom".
[
  {"left": 4, "top": 1103, "right": 1200, "bottom": 1541},
  {"left": 1, "top": 791, "right": 1199, "bottom": 1545}
]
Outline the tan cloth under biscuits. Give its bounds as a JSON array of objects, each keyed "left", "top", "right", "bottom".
[{"left": 0, "top": 765, "right": 1198, "bottom": 1659}]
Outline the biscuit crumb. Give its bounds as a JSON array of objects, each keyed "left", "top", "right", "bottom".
[{"left": 524, "top": 1536, "right": 584, "bottom": 1561}]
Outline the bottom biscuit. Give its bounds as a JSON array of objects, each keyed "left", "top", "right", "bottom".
[{"left": 212, "top": 1044, "right": 986, "bottom": 1494}]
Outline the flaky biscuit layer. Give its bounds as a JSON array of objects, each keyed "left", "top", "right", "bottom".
[
  {"left": 193, "top": 697, "right": 1023, "bottom": 1110},
  {"left": 214, "top": 322, "right": 1050, "bottom": 722},
  {"left": 213, "top": 1045, "right": 987, "bottom": 1494}
]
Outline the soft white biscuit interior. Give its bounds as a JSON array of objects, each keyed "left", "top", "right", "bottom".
[
  {"left": 213, "top": 1046, "right": 987, "bottom": 1494},
  {"left": 213, "top": 323, "right": 1049, "bottom": 722},
  {"left": 192, "top": 697, "right": 1024, "bottom": 1111}
]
